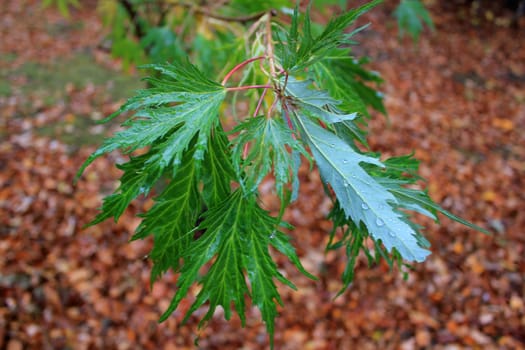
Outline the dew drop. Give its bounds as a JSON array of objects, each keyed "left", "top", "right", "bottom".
[
  {"left": 376, "top": 218, "right": 385, "bottom": 226},
  {"left": 343, "top": 181, "right": 349, "bottom": 187},
  {"left": 269, "top": 231, "right": 276, "bottom": 239},
  {"left": 388, "top": 231, "right": 395, "bottom": 238},
  {"left": 361, "top": 203, "right": 369, "bottom": 210},
  {"left": 343, "top": 159, "right": 349, "bottom": 164}
]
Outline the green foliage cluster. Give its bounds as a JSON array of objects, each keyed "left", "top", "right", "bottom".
[
  {"left": 47, "top": 0, "right": 434, "bottom": 67},
  {"left": 394, "top": 0, "right": 435, "bottom": 40},
  {"left": 62, "top": 0, "right": 486, "bottom": 346}
]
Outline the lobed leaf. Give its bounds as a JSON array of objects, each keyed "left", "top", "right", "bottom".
[
  {"left": 276, "top": 0, "right": 383, "bottom": 71},
  {"left": 294, "top": 115, "right": 431, "bottom": 262},
  {"left": 159, "top": 190, "right": 313, "bottom": 348},
  {"left": 201, "top": 126, "right": 236, "bottom": 208},
  {"left": 76, "top": 60, "right": 226, "bottom": 179},
  {"left": 131, "top": 148, "right": 201, "bottom": 284},
  {"left": 230, "top": 116, "right": 310, "bottom": 202},
  {"left": 284, "top": 77, "right": 358, "bottom": 124},
  {"left": 86, "top": 150, "right": 164, "bottom": 226}
]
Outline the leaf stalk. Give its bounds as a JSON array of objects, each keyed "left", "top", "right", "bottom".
[{"left": 221, "top": 56, "right": 266, "bottom": 86}]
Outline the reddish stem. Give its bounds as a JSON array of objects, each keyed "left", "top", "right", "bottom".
[
  {"left": 283, "top": 107, "right": 294, "bottom": 130},
  {"left": 226, "top": 85, "right": 272, "bottom": 92},
  {"left": 318, "top": 120, "right": 327, "bottom": 129},
  {"left": 266, "top": 97, "right": 278, "bottom": 120},
  {"left": 221, "top": 56, "right": 266, "bottom": 86},
  {"left": 253, "top": 86, "right": 269, "bottom": 117},
  {"left": 242, "top": 142, "right": 250, "bottom": 159},
  {"left": 283, "top": 107, "right": 297, "bottom": 140}
]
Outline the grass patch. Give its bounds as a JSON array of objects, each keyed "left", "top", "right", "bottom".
[{"left": 0, "top": 52, "right": 144, "bottom": 101}]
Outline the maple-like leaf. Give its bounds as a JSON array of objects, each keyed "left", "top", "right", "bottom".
[
  {"left": 295, "top": 115, "right": 431, "bottom": 262},
  {"left": 76, "top": 59, "right": 226, "bottom": 179},
  {"left": 201, "top": 126, "right": 236, "bottom": 208},
  {"left": 311, "top": 49, "right": 386, "bottom": 117},
  {"left": 281, "top": 77, "right": 435, "bottom": 263},
  {"left": 230, "top": 116, "right": 310, "bottom": 201},
  {"left": 159, "top": 189, "right": 314, "bottom": 348},
  {"left": 364, "top": 155, "right": 490, "bottom": 234},
  {"left": 87, "top": 149, "right": 164, "bottom": 225},
  {"left": 284, "top": 77, "right": 358, "bottom": 124},
  {"left": 276, "top": 0, "right": 382, "bottom": 71},
  {"left": 131, "top": 148, "right": 201, "bottom": 284},
  {"left": 140, "top": 27, "right": 184, "bottom": 63}
]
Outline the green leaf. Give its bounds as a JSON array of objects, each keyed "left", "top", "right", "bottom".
[
  {"left": 141, "top": 27, "right": 184, "bottom": 63},
  {"left": 284, "top": 77, "right": 358, "bottom": 124},
  {"left": 327, "top": 202, "right": 371, "bottom": 290},
  {"left": 159, "top": 190, "right": 313, "bottom": 348},
  {"left": 201, "top": 126, "right": 236, "bottom": 208},
  {"left": 230, "top": 116, "right": 310, "bottom": 201},
  {"left": 276, "top": 0, "right": 382, "bottom": 71},
  {"left": 366, "top": 153, "right": 490, "bottom": 234},
  {"left": 388, "top": 184, "right": 490, "bottom": 234},
  {"left": 312, "top": 58, "right": 368, "bottom": 119},
  {"left": 87, "top": 150, "right": 164, "bottom": 226},
  {"left": 394, "top": 0, "right": 435, "bottom": 41},
  {"left": 76, "top": 60, "right": 226, "bottom": 179},
  {"left": 311, "top": 50, "right": 386, "bottom": 118},
  {"left": 328, "top": 200, "right": 417, "bottom": 292},
  {"left": 131, "top": 148, "right": 201, "bottom": 285},
  {"left": 294, "top": 115, "right": 430, "bottom": 262}
]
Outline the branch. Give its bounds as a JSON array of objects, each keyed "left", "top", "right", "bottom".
[
  {"left": 221, "top": 56, "right": 266, "bottom": 85},
  {"left": 265, "top": 12, "right": 276, "bottom": 77},
  {"left": 118, "top": 0, "right": 146, "bottom": 38},
  {"left": 175, "top": 2, "right": 275, "bottom": 24},
  {"left": 226, "top": 85, "right": 272, "bottom": 92}
]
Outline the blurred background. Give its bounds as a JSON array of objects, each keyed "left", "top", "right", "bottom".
[{"left": 0, "top": 0, "right": 524, "bottom": 349}]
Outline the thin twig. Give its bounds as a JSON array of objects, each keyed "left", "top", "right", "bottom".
[
  {"left": 221, "top": 56, "right": 266, "bottom": 85},
  {"left": 283, "top": 107, "right": 294, "bottom": 130},
  {"left": 242, "top": 143, "right": 250, "bottom": 159},
  {"left": 118, "top": 0, "right": 146, "bottom": 38},
  {"left": 253, "top": 86, "right": 269, "bottom": 117},
  {"left": 266, "top": 97, "right": 278, "bottom": 120},
  {"left": 226, "top": 85, "right": 272, "bottom": 92},
  {"left": 265, "top": 12, "right": 276, "bottom": 77}
]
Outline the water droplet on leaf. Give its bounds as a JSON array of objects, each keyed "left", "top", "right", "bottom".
[
  {"left": 343, "top": 159, "right": 348, "bottom": 164},
  {"left": 376, "top": 218, "right": 385, "bottom": 226},
  {"left": 388, "top": 231, "right": 395, "bottom": 238},
  {"left": 361, "top": 203, "right": 369, "bottom": 210}
]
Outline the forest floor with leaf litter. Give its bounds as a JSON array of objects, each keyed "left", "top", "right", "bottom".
[{"left": 0, "top": 1, "right": 524, "bottom": 349}]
